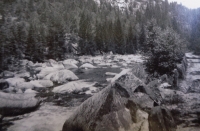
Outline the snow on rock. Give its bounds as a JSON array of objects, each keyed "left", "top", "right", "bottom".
[
  {"left": 44, "top": 69, "right": 78, "bottom": 83},
  {"left": 7, "top": 103, "right": 75, "bottom": 131},
  {"left": 44, "top": 59, "right": 64, "bottom": 69},
  {"left": 5, "top": 77, "right": 25, "bottom": 87},
  {"left": 63, "top": 59, "right": 79, "bottom": 65},
  {"left": 36, "top": 67, "right": 59, "bottom": 79},
  {"left": 185, "top": 52, "right": 200, "bottom": 59},
  {"left": 105, "top": 72, "right": 117, "bottom": 76},
  {"left": 15, "top": 72, "right": 30, "bottom": 78},
  {"left": 24, "top": 89, "right": 38, "bottom": 96},
  {"left": 52, "top": 80, "right": 97, "bottom": 94},
  {"left": 79, "top": 63, "right": 96, "bottom": 69},
  {"left": 63, "top": 63, "right": 78, "bottom": 69},
  {"left": 0, "top": 91, "right": 40, "bottom": 116},
  {"left": 159, "top": 83, "right": 171, "bottom": 89},
  {"left": 16, "top": 89, "right": 23, "bottom": 94},
  {"left": 79, "top": 56, "right": 94, "bottom": 64},
  {"left": 16, "top": 82, "right": 35, "bottom": 91},
  {"left": 30, "top": 80, "right": 53, "bottom": 88},
  {"left": 111, "top": 69, "right": 131, "bottom": 83}
]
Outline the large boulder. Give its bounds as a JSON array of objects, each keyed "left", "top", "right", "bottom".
[
  {"left": 62, "top": 83, "right": 148, "bottom": 131},
  {"left": 0, "top": 92, "right": 40, "bottom": 116},
  {"left": 44, "top": 69, "right": 78, "bottom": 84},
  {"left": 148, "top": 106, "right": 176, "bottom": 131}
]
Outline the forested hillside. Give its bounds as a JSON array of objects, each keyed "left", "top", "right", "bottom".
[{"left": 0, "top": 0, "right": 199, "bottom": 72}]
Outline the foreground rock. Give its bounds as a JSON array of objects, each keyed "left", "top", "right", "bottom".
[
  {"left": 62, "top": 82, "right": 148, "bottom": 131},
  {"left": 149, "top": 106, "right": 176, "bottom": 131},
  {"left": 0, "top": 92, "right": 40, "bottom": 116}
]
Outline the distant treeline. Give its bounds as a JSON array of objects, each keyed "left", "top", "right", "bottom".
[{"left": 0, "top": 0, "right": 199, "bottom": 73}]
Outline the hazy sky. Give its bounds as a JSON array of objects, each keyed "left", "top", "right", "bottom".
[{"left": 168, "top": 0, "right": 200, "bottom": 9}]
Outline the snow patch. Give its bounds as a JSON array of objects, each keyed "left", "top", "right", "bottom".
[
  {"left": 44, "top": 69, "right": 78, "bottom": 83},
  {"left": 5, "top": 77, "right": 25, "bottom": 87},
  {"left": 52, "top": 80, "right": 97, "bottom": 94},
  {"left": 79, "top": 63, "right": 96, "bottom": 69}
]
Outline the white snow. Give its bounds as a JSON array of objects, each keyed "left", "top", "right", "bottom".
[
  {"left": 79, "top": 63, "right": 96, "bottom": 69},
  {"left": 5, "top": 77, "right": 25, "bottom": 87},
  {"left": 30, "top": 80, "right": 53, "bottom": 88},
  {"left": 52, "top": 80, "right": 97, "bottom": 94},
  {"left": 105, "top": 72, "right": 117, "bottom": 76},
  {"left": 111, "top": 69, "right": 131, "bottom": 83},
  {"left": 46, "top": 59, "right": 65, "bottom": 69},
  {"left": 44, "top": 69, "right": 78, "bottom": 83},
  {"left": 24, "top": 89, "right": 38, "bottom": 96},
  {"left": 36, "top": 67, "right": 59, "bottom": 79},
  {"left": 63, "top": 59, "right": 79, "bottom": 65},
  {"left": 16, "top": 82, "right": 35, "bottom": 90},
  {"left": 15, "top": 72, "right": 30, "bottom": 78},
  {"left": 63, "top": 63, "right": 78, "bottom": 69},
  {"left": 159, "top": 83, "right": 171, "bottom": 88}
]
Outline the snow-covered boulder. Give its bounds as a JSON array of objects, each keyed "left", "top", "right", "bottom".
[
  {"left": 24, "top": 89, "right": 38, "bottom": 96},
  {"left": 30, "top": 80, "right": 53, "bottom": 88},
  {"left": 79, "top": 63, "right": 96, "bottom": 69},
  {"left": 63, "top": 63, "right": 78, "bottom": 69},
  {"left": 44, "top": 69, "right": 78, "bottom": 83},
  {"left": 36, "top": 67, "right": 59, "bottom": 79},
  {"left": 0, "top": 92, "right": 40, "bottom": 116},
  {"left": 15, "top": 72, "right": 30, "bottom": 78},
  {"left": 5, "top": 77, "right": 25, "bottom": 87},
  {"left": 46, "top": 59, "right": 65, "bottom": 69},
  {"left": 63, "top": 59, "right": 79, "bottom": 65},
  {"left": 53, "top": 80, "right": 97, "bottom": 94},
  {"left": 16, "top": 82, "right": 35, "bottom": 91}
]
